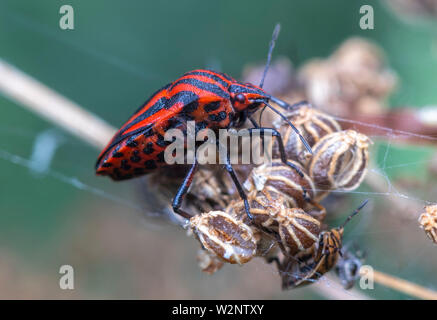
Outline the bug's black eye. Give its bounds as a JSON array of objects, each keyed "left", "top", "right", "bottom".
[{"left": 235, "top": 93, "right": 246, "bottom": 103}]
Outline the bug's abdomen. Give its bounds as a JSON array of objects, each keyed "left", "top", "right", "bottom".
[{"left": 96, "top": 121, "right": 175, "bottom": 180}]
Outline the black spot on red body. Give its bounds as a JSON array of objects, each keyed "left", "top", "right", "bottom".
[
  {"left": 143, "top": 142, "right": 154, "bottom": 154},
  {"left": 127, "top": 139, "right": 138, "bottom": 147},
  {"left": 121, "top": 159, "right": 131, "bottom": 170},
  {"left": 130, "top": 152, "right": 141, "bottom": 163},
  {"left": 157, "top": 151, "right": 165, "bottom": 163},
  {"left": 204, "top": 101, "right": 220, "bottom": 112},
  {"left": 112, "top": 151, "right": 124, "bottom": 158},
  {"left": 145, "top": 160, "right": 157, "bottom": 170},
  {"left": 208, "top": 111, "right": 227, "bottom": 122},
  {"left": 156, "top": 134, "right": 170, "bottom": 148},
  {"left": 102, "top": 162, "right": 112, "bottom": 168},
  {"left": 183, "top": 101, "right": 199, "bottom": 114}
]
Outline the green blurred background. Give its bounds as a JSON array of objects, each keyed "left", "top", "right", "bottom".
[{"left": 0, "top": 0, "right": 436, "bottom": 299}]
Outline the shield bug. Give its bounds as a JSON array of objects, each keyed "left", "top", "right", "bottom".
[
  {"left": 95, "top": 24, "right": 312, "bottom": 221},
  {"left": 279, "top": 200, "right": 368, "bottom": 289}
]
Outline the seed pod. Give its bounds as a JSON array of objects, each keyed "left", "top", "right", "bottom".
[
  {"left": 244, "top": 159, "right": 316, "bottom": 208},
  {"left": 308, "top": 130, "right": 371, "bottom": 200},
  {"left": 186, "top": 166, "right": 234, "bottom": 214},
  {"left": 419, "top": 205, "right": 437, "bottom": 244},
  {"left": 276, "top": 207, "right": 321, "bottom": 256},
  {"left": 196, "top": 249, "right": 224, "bottom": 275},
  {"left": 230, "top": 193, "right": 320, "bottom": 257},
  {"left": 231, "top": 190, "right": 285, "bottom": 226},
  {"left": 190, "top": 211, "right": 257, "bottom": 265},
  {"left": 272, "top": 105, "right": 341, "bottom": 166}
]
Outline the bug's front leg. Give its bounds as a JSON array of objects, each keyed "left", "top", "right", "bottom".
[{"left": 172, "top": 159, "right": 198, "bottom": 220}]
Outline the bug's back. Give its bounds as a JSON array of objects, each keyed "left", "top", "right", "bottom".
[{"left": 96, "top": 70, "right": 236, "bottom": 180}]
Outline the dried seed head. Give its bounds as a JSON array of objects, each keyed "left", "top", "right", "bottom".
[
  {"left": 186, "top": 167, "right": 234, "bottom": 214},
  {"left": 298, "top": 38, "right": 396, "bottom": 117},
  {"left": 419, "top": 205, "right": 437, "bottom": 244},
  {"left": 190, "top": 211, "right": 257, "bottom": 264},
  {"left": 272, "top": 105, "right": 341, "bottom": 166},
  {"left": 231, "top": 190, "right": 285, "bottom": 227},
  {"left": 196, "top": 249, "right": 224, "bottom": 275},
  {"left": 277, "top": 207, "right": 321, "bottom": 256},
  {"left": 245, "top": 160, "right": 316, "bottom": 208},
  {"left": 308, "top": 130, "right": 371, "bottom": 200}
]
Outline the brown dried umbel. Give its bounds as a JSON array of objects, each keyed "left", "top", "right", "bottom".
[
  {"left": 186, "top": 166, "right": 234, "bottom": 214},
  {"left": 308, "top": 130, "right": 371, "bottom": 200},
  {"left": 276, "top": 207, "right": 321, "bottom": 256},
  {"left": 231, "top": 195, "right": 321, "bottom": 257},
  {"left": 418, "top": 205, "right": 437, "bottom": 244},
  {"left": 272, "top": 104, "right": 341, "bottom": 167},
  {"left": 190, "top": 210, "right": 257, "bottom": 265},
  {"left": 244, "top": 159, "right": 316, "bottom": 209},
  {"left": 298, "top": 37, "right": 396, "bottom": 117}
]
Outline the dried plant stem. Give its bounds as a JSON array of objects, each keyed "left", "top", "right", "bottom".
[
  {"left": 1, "top": 59, "right": 435, "bottom": 300},
  {"left": 360, "top": 269, "right": 437, "bottom": 300},
  {"left": 0, "top": 59, "right": 116, "bottom": 149},
  {"left": 312, "top": 275, "right": 371, "bottom": 300}
]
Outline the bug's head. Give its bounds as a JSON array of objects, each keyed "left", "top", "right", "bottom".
[{"left": 229, "top": 83, "right": 268, "bottom": 113}]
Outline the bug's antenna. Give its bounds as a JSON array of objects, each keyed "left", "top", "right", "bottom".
[
  {"left": 259, "top": 23, "right": 281, "bottom": 89},
  {"left": 259, "top": 100, "right": 313, "bottom": 154},
  {"left": 340, "top": 199, "right": 369, "bottom": 229}
]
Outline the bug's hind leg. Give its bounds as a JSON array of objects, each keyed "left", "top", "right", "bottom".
[{"left": 172, "top": 160, "right": 198, "bottom": 220}]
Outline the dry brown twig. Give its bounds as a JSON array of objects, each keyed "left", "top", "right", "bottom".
[{"left": 1, "top": 58, "right": 436, "bottom": 300}]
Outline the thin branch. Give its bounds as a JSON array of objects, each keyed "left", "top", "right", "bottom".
[
  {"left": 0, "top": 59, "right": 116, "bottom": 149},
  {"left": 361, "top": 269, "right": 437, "bottom": 300}
]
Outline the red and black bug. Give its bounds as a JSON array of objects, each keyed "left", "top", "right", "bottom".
[{"left": 95, "top": 24, "right": 312, "bottom": 220}]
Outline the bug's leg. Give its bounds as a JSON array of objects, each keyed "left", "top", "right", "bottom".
[
  {"left": 222, "top": 152, "right": 253, "bottom": 221},
  {"left": 243, "top": 127, "right": 310, "bottom": 202},
  {"left": 172, "top": 160, "right": 198, "bottom": 220},
  {"left": 267, "top": 256, "right": 281, "bottom": 268}
]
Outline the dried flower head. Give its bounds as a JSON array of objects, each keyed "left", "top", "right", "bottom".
[
  {"left": 244, "top": 159, "right": 316, "bottom": 208},
  {"left": 419, "top": 205, "right": 437, "bottom": 244},
  {"left": 276, "top": 207, "right": 321, "bottom": 256},
  {"left": 186, "top": 166, "right": 234, "bottom": 214},
  {"left": 272, "top": 105, "right": 341, "bottom": 166},
  {"left": 308, "top": 130, "right": 371, "bottom": 200},
  {"left": 190, "top": 211, "right": 257, "bottom": 264},
  {"left": 298, "top": 38, "right": 396, "bottom": 117}
]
